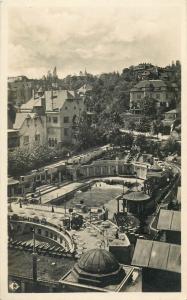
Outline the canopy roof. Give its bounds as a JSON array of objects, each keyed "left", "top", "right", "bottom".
[
  {"left": 132, "top": 239, "right": 181, "bottom": 273},
  {"left": 157, "top": 209, "right": 181, "bottom": 232},
  {"left": 123, "top": 191, "right": 150, "bottom": 202}
]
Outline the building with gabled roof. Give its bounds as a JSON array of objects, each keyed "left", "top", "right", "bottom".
[
  {"left": 77, "top": 84, "right": 93, "bottom": 95},
  {"left": 18, "top": 89, "right": 85, "bottom": 147},
  {"left": 130, "top": 80, "right": 174, "bottom": 114},
  {"left": 13, "top": 111, "right": 46, "bottom": 148}
]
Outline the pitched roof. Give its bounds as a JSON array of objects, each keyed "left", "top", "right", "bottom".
[
  {"left": 157, "top": 209, "right": 181, "bottom": 231},
  {"left": 45, "top": 90, "right": 74, "bottom": 111},
  {"left": 165, "top": 109, "right": 177, "bottom": 114},
  {"left": 78, "top": 84, "right": 92, "bottom": 93},
  {"left": 8, "top": 177, "right": 19, "bottom": 185},
  {"left": 13, "top": 112, "right": 38, "bottom": 129},
  {"left": 131, "top": 80, "right": 166, "bottom": 91},
  {"left": 20, "top": 90, "right": 78, "bottom": 112},
  {"left": 21, "top": 97, "right": 42, "bottom": 111},
  {"left": 132, "top": 239, "right": 181, "bottom": 273}
]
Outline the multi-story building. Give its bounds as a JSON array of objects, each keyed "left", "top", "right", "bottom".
[
  {"left": 8, "top": 76, "right": 33, "bottom": 107},
  {"left": 13, "top": 112, "right": 47, "bottom": 148},
  {"left": 130, "top": 80, "right": 174, "bottom": 114},
  {"left": 45, "top": 90, "right": 84, "bottom": 147},
  {"left": 16, "top": 88, "right": 85, "bottom": 148}
]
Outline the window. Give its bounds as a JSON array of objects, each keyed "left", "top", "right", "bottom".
[
  {"left": 35, "top": 134, "right": 40, "bottom": 142},
  {"left": 38, "top": 229, "right": 41, "bottom": 235},
  {"left": 65, "top": 106, "right": 68, "bottom": 110},
  {"left": 23, "top": 136, "right": 29, "bottom": 144},
  {"left": 64, "top": 116, "right": 69, "bottom": 123},
  {"left": 156, "top": 93, "right": 160, "bottom": 99},
  {"left": 137, "top": 94, "right": 142, "bottom": 99},
  {"left": 74, "top": 106, "right": 76, "bottom": 110},
  {"left": 51, "top": 139, "right": 55, "bottom": 147},
  {"left": 49, "top": 138, "right": 57, "bottom": 147},
  {"left": 45, "top": 231, "right": 49, "bottom": 237},
  {"left": 64, "top": 128, "right": 69, "bottom": 136},
  {"left": 48, "top": 117, "right": 51, "bottom": 122},
  {"left": 53, "top": 117, "right": 58, "bottom": 123}
]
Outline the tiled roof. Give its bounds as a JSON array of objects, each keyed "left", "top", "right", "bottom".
[
  {"left": 131, "top": 80, "right": 166, "bottom": 91},
  {"left": 21, "top": 98, "right": 42, "bottom": 111},
  {"left": 45, "top": 90, "right": 74, "bottom": 111},
  {"left": 13, "top": 112, "right": 38, "bottom": 129},
  {"left": 20, "top": 90, "right": 78, "bottom": 112}
]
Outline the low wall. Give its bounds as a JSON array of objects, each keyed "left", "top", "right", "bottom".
[
  {"left": 9, "top": 219, "right": 75, "bottom": 253},
  {"left": 78, "top": 161, "right": 147, "bottom": 180}
]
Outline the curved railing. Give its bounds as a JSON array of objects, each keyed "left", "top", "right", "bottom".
[{"left": 9, "top": 218, "right": 75, "bottom": 253}]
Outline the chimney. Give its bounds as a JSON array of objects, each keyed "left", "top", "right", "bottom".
[
  {"left": 41, "top": 95, "right": 46, "bottom": 114},
  {"left": 32, "top": 89, "right": 34, "bottom": 99}
]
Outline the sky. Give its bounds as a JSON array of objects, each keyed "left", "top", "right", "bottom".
[{"left": 8, "top": 0, "right": 182, "bottom": 79}]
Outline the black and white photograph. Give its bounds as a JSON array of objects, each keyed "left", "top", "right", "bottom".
[{"left": 0, "top": 0, "right": 186, "bottom": 297}]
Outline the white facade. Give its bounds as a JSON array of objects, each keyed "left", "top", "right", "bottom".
[{"left": 14, "top": 113, "right": 47, "bottom": 148}]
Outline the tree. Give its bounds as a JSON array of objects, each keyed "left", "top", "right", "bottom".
[
  {"left": 160, "top": 137, "right": 181, "bottom": 156},
  {"left": 135, "top": 135, "right": 147, "bottom": 151},
  {"left": 136, "top": 118, "right": 151, "bottom": 133},
  {"left": 8, "top": 143, "right": 71, "bottom": 177},
  {"left": 142, "top": 97, "right": 157, "bottom": 117},
  {"left": 122, "top": 132, "right": 134, "bottom": 148},
  {"left": 128, "top": 121, "right": 136, "bottom": 132},
  {"left": 152, "top": 120, "right": 164, "bottom": 137}
]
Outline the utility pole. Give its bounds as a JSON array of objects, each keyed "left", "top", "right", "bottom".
[
  {"left": 64, "top": 199, "right": 67, "bottom": 217},
  {"left": 32, "top": 227, "right": 37, "bottom": 282}
]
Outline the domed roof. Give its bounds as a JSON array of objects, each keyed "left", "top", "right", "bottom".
[
  {"left": 123, "top": 191, "right": 150, "bottom": 202},
  {"left": 77, "top": 248, "right": 120, "bottom": 275}
]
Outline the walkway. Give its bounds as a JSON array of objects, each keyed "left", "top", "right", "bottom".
[{"left": 40, "top": 182, "right": 86, "bottom": 204}]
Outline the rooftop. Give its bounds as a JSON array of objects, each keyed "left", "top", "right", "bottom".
[
  {"left": 131, "top": 80, "right": 166, "bottom": 91},
  {"left": 123, "top": 191, "right": 150, "bottom": 202},
  {"left": 13, "top": 112, "right": 39, "bottom": 129},
  {"left": 77, "top": 248, "right": 120, "bottom": 275},
  {"left": 8, "top": 177, "right": 19, "bottom": 186},
  {"left": 165, "top": 109, "right": 178, "bottom": 114},
  {"left": 20, "top": 90, "right": 80, "bottom": 113},
  {"left": 132, "top": 239, "right": 181, "bottom": 273},
  {"left": 157, "top": 209, "right": 181, "bottom": 232}
]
